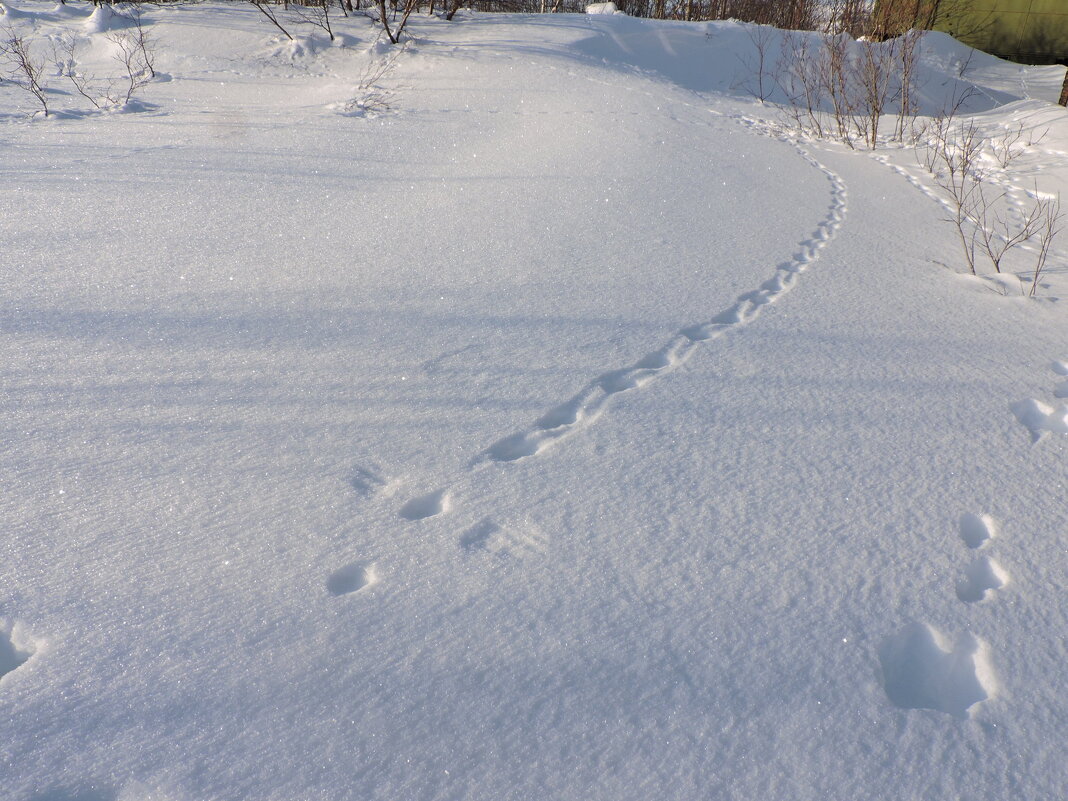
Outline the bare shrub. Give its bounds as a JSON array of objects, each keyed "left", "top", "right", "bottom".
[
  {"left": 920, "top": 117, "right": 1064, "bottom": 286},
  {"left": 291, "top": 0, "right": 335, "bottom": 42},
  {"left": 921, "top": 117, "right": 984, "bottom": 273},
  {"left": 0, "top": 25, "right": 49, "bottom": 116},
  {"left": 51, "top": 13, "right": 157, "bottom": 112},
  {"left": 339, "top": 41, "right": 404, "bottom": 115},
  {"left": 123, "top": 3, "right": 156, "bottom": 78},
  {"left": 855, "top": 36, "right": 899, "bottom": 148},
  {"left": 736, "top": 24, "right": 777, "bottom": 102},
  {"left": 107, "top": 27, "right": 154, "bottom": 105},
  {"left": 775, "top": 24, "right": 921, "bottom": 150},
  {"left": 988, "top": 123, "right": 1047, "bottom": 171},
  {"left": 1029, "top": 195, "right": 1061, "bottom": 297},
  {"left": 891, "top": 28, "right": 921, "bottom": 141},
  {"left": 776, "top": 32, "right": 825, "bottom": 138},
  {"left": 975, "top": 189, "right": 1048, "bottom": 275},
  {"left": 53, "top": 34, "right": 116, "bottom": 109}
]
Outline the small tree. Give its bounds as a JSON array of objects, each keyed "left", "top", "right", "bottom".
[
  {"left": 291, "top": 0, "right": 335, "bottom": 42},
  {"left": 124, "top": 3, "right": 156, "bottom": 78},
  {"left": 1029, "top": 195, "right": 1061, "bottom": 297},
  {"left": 737, "top": 24, "right": 778, "bottom": 103},
  {"left": 107, "top": 28, "right": 154, "bottom": 105},
  {"left": 0, "top": 25, "right": 49, "bottom": 116},
  {"left": 376, "top": 0, "right": 418, "bottom": 44}
]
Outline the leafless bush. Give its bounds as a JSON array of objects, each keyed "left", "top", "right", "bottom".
[
  {"left": 975, "top": 189, "right": 1049, "bottom": 275},
  {"left": 774, "top": 25, "right": 921, "bottom": 150},
  {"left": 123, "top": 3, "right": 156, "bottom": 78},
  {"left": 339, "top": 41, "right": 404, "bottom": 114},
  {"left": 1029, "top": 195, "right": 1061, "bottom": 297},
  {"left": 891, "top": 28, "right": 921, "bottom": 141},
  {"left": 987, "top": 123, "right": 1047, "bottom": 171},
  {"left": 822, "top": 32, "right": 855, "bottom": 144},
  {"left": 291, "top": 0, "right": 335, "bottom": 41},
  {"left": 107, "top": 27, "right": 154, "bottom": 104},
  {"left": 776, "top": 31, "right": 858, "bottom": 145},
  {"left": 920, "top": 117, "right": 984, "bottom": 273},
  {"left": 50, "top": 16, "right": 157, "bottom": 112},
  {"left": 735, "top": 24, "right": 778, "bottom": 102},
  {"left": 921, "top": 116, "right": 1063, "bottom": 287},
  {"left": 855, "top": 36, "right": 900, "bottom": 148},
  {"left": 776, "top": 32, "right": 824, "bottom": 137},
  {"left": 0, "top": 25, "right": 49, "bottom": 116},
  {"left": 53, "top": 35, "right": 116, "bottom": 109}
]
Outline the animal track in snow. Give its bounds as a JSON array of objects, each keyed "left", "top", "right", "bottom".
[
  {"left": 1011, "top": 398, "right": 1068, "bottom": 441},
  {"left": 1054, "top": 361, "right": 1068, "bottom": 397},
  {"left": 460, "top": 518, "right": 548, "bottom": 559},
  {"left": 955, "top": 555, "right": 1008, "bottom": 603},
  {"left": 1011, "top": 360, "right": 1068, "bottom": 441},
  {"left": 350, "top": 465, "right": 393, "bottom": 499},
  {"left": 959, "top": 512, "right": 996, "bottom": 549},
  {"left": 878, "top": 623, "right": 993, "bottom": 719},
  {"left": 399, "top": 489, "right": 450, "bottom": 520},
  {"left": 0, "top": 622, "right": 36, "bottom": 683},
  {"left": 955, "top": 513, "right": 1008, "bottom": 603},
  {"left": 475, "top": 147, "right": 847, "bottom": 466},
  {"left": 327, "top": 561, "right": 377, "bottom": 596},
  {"left": 880, "top": 512, "right": 1006, "bottom": 715},
  {"left": 393, "top": 116, "right": 847, "bottom": 519}
]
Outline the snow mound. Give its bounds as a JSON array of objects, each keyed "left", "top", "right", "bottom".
[
  {"left": 587, "top": 2, "right": 624, "bottom": 14},
  {"left": 84, "top": 3, "right": 125, "bottom": 33},
  {"left": 267, "top": 34, "right": 329, "bottom": 61},
  {"left": 50, "top": 2, "right": 91, "bottom": 19},
  {"left": 573, "top": 19, "right": 1060, "bottom": 113},
  {"left": 0, "top": 2, "right": 31, "bottom": 18}
]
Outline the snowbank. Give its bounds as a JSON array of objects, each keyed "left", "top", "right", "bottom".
[{"left": 586, "top": 2, "right": 624, "bottom": 14}]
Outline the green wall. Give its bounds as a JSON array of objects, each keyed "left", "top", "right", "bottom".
[{"left": 937, "top": 0, "right": 1068, "bottom": 65}]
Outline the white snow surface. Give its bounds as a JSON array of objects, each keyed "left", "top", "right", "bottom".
[{"left": 2, "top": 4, "right": 1068, "bottom": 799}]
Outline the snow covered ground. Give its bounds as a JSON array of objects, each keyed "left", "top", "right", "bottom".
[{"left": 1, "top": 3, "right": 1067, "bottom": 799}]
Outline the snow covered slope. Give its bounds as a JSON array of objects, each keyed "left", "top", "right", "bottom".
[{"left": 1, "top": 4, "right": 1067, "bottom": 800}]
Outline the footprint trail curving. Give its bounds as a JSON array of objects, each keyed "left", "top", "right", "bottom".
[
  {"left": 347, "top": 70, "right": 852, "bottom": 535},
  {"left": 477, "top": 146, "right": 848, "bottom": 466}
]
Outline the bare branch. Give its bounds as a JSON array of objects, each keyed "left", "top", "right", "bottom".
[
  {"left": 0, "top": 24, "right": 49, "bottom": 116},
  {"left": 248, "top": 0, "right": 294, "bottom": 40}
]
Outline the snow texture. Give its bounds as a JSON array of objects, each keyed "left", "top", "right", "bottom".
[{"left": 1, "top": 3, "right": 1067, "bottom": 800}]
